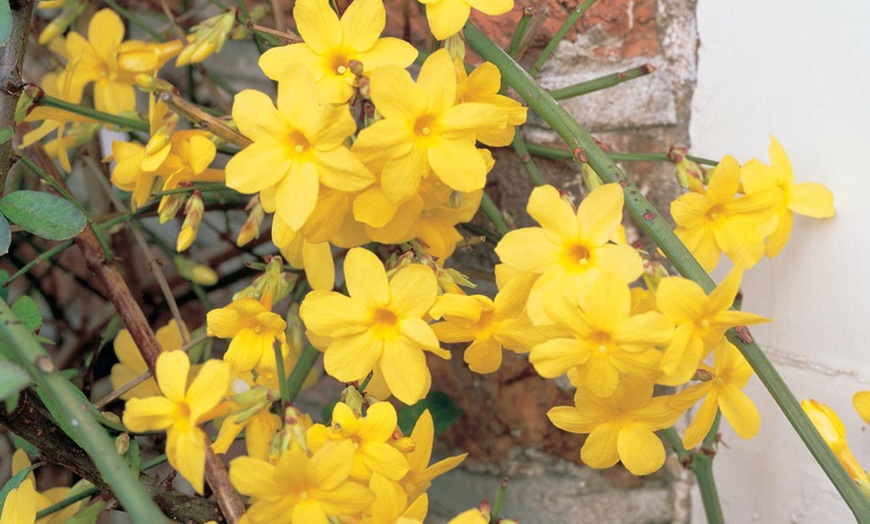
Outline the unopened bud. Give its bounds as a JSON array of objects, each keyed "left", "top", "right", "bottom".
[
  {"left": 357, "top": 75, "right": 371, "bottom": 100},
  {"left": 392, "top": 434, "right": 416, "bottom": 454},
  {"left": 236, "top": 196, "right": 265, "bottom": 246},
  {"left": 339, "top": 388, "right": 365, "bottom": 415},
  {"left": 177, "top": 192, "right": 204, "bottom": 252},
  {"left": 175, "top": 255, "right": 219, "bottom": 286},
  {"left": 670, "top": 146, "right": 706, "bottom": 193},
  {"left": 115, "top": 433, "right": 130, "bottom": 455},
  {"left": 444, "top": 33, "right": 466, "bottom": 61},
  {"left": 802, "top": 399, "right": 870, "bottom": 484},
  {"left": 580, "top": 163, "right": 603, "bottom": 192},
  {"left": 235, "top": 256, "right": 293, "bottom": 309},
  {"left": 38, "top": 0, "right": 87, "bottom": 45},
  {"left": 348, "top": 59, "right": 365, "bottom": 76},
  {"left": 159, "top": 193, "right": 186, "bottom": 224},
  {"left": 101, "top": 411, "right": 122, "bottom": 424},
  {"left": 177, "top": 10, "right": 236, "bottom": 66},
  {"left": 133, "top": 74, "right": 174, "bottom": 94}
]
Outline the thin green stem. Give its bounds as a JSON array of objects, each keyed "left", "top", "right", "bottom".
[
  {"left": 479, "top": 192, "right": 510, "bottom": 237},
  {"left": 0, "top": 298, "right": 168, "bottom": 521},
  {"left": 508, "top": 8, "right": 534, "bottom": 58},
  {"left": 39, "top": 96, "right": 149, "bottom": 132},
  {"left": 35, "top": 486, "right": 99, "bottom": 519},
  {"left": 490, "top": 478, "right": 508, "bottom": 523},
  {"left": 459, "top": 221, "right": 501, "bottom": 244},
  {"left": 525, "top": 142, "right": 719, "bottom": 166},
  {"left": 152, "top": 183, "right": 227, "bottom": 197},
  {"left": 235, "top": 0, "right": 270, "bottom": 52},
  {"left": 286, "top": 345, "right": 320, "bottom": 403},
  {"left": 465, "top": 22, "right": 870, "bottom": 522},
  {"left": 693, "top": 454, "right": 724, "bottom": 524},
  {"left": 549, "top": 64, "right": 655, "bottom": 100},
  {"left": 529, "top": 0, "right": 597, "bottom": 77},
  {"left": 512, "top": 132, "right": 547, "bottom": 186},
  {"left": 6, "top": 239, "right": 74, "bottom": 285}
]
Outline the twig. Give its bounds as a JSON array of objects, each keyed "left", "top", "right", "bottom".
[
  {"left": 0, "top": 0, "right": 36, "bottom": 191},
  {"left": 163, "top": 91, "right": 252, "bottom": 148}
]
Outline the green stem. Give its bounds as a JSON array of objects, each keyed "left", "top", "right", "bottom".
[
  {"left": 285, "top": 345, "right": 320, "bottom": 403},
  {"left": 479, "top": 192, "right": 510, "bottom": 237},
  {"left": 512, "top": 132, "right": 548, "bottom": 186},
  {"left": 692, "top": 453, "right": 724, "bottom": 524},
  {"left": 5, "top": 239, "right": 74, "bottom": 285},
  {"left": 464, "top": 22, "right": 870, "bottom": 521},
  {"left": 39, "top": 95, "right": 149, "bottom": 132},
  {"left": 35, "top": 486, "right": 99, "bottom": 520},
  {"left": 549, "top": 64, "right": 655, "bottom": 100},
  {"left": 235, "top": 0, "right": 270, "bottom": 53},
  {"left": 507, "top": 7, "right": 534, "bottom": 58},
  {"left": 529, "top": 0, "right": 597, "bottom": 77},
  {"left": 460, "top": 220, "right": 501, "bottom": 244},
  {"left": 0, "top": 299, "right": 168, "bottom": 521},
  {"left": 525, "top": 142, "right": 719, "bottom": 166},
  {"left": 490, "top": 477, "right": 508, "bottom": 523}
]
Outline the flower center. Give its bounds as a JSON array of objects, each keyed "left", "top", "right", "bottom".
[
  {"left": 370, "top": 308, "right": 399, "bottom": 340},
  {"left": 706, "top": 204, "right": 724, "bottom": 222},
  {"left": 337, "top": 65, "right": 347, "bottom": 74},
  {"left": 288, "top": 130, "right": 310, "bottom": 155},
  {"left": 414, "top": 115, "right": 438, "bottom": 140},
  {"left": 564, "top": 242, "right": 592, "bottom": 269}
]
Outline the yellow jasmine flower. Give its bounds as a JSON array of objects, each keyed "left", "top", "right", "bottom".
[
  {"left": 308, "top": 402, "right": 410, "bottom": 481},
  {"left": 671, "top": 155, "right": 781, "bottom": 272},
  {"left": 430, "top": 272, "right": 542, "bottom": 373},
  {"left": 10, "top": 449, "right": 87, "bottom": 524},
  {"left": 454, "top": 60, "right": 527, "bottom": 147},
  {"left": 110, "top": 319, "right": 188, "bottom": 399},
  {"left": 655, "top": 268, "right": 771, "bottom": 386},
  {"left": 804, "top": 398, "right": 870, "bottom": 486},
  {"left": 206, "top": 297, "right": 290, "bottom": 374},
  {"left": 212, "top": 375, "right": 282, "bottom": 460},
  {"left": 299, "top": 248, "right": 448, "bottom": 404},
  {"left": 419, "top": 0, "right": 513, "bottom": 40},
  {"left": 401, "top": 410, "right": 467, "bottom": 504},
  {"left": 529, "top": 272, "right": 672, "bottom": 397},
  {"left": 225, "top": 68, "right": 374, "bottom": 230},
  {"left": 62, "top": 9, "right": 181, "bottom": 114},
  {"left": 229, "top": 441, "right": 375, "bottom": 524},
  {"left": 495, "top": 183, "right": 644, "bottom": 324},
  {"left": 123, "top": 351, "right": 231, "bottom": 494},
  {"left": 0, "top": 475, "right": 36, "bottom": 524},
  {"left": 742, "top": 135, "right": 835, "bottom": 258},
  {"left": 259, "top": 0, "right": 418, "bottom": 104},
  {"left": 548, "top": 376, "right": 685, "bottom": 476},
  {"left": 678, "top": 341, "right": 760, "bottom": 449},
  {"left": 353, "top": 49, "right": 506, "bottom": 204}
]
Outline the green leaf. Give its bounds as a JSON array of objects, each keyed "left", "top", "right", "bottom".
[
  {"left": 397, "top": 391, "right": 463, "bottom": 437},
  {"left": 0, "top": 464, "right": 38, "bottom": 515},
  {"left": 0, "top": 271, "right": 9, "bottom": 301},
  {"left": 0, "top": 1, "right": 11, "bottom": 48},
  {"left": 0, "top": 126, "right": 11, "bottom": 145},
  {"left": 0, "top": 359, "right": 30, "bottom": 401},
  {"left": 0, "top": 190, "right": 87, "bottom": 241},
  {"left": 126, "top": 436, "right": 141, "bottom": 472},
  {"left": 11, "top": 295, "right": 41, "bottom": 333},
  {"left": 67, "top": 497, "right": 105, "bottom": 524},
  {"left": 0, "top": 214, "right": 9, "bottom": 256}
]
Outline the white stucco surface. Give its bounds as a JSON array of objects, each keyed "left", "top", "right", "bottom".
[{"left": 690, "top": 1, "right": 870, "bottom": 521}]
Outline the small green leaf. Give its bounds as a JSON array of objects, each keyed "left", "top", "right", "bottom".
[
  {"left": 0, "top": 126, "right": 12, "bottom": 145},
  {"left": 0, "top": 359, "right": 30, "bottom": 401},
  {"left": 398, "top": 391, "right": 463, "bottom": 436},
  {"left": 0, "top": 464, "right": 38, "bottom": 515},
  {"left": 67, "top": 497, "right": 105, "bottom": 524},
  {"left": 11, "top": 295, "right": 41, "bottom": 333},
  {"left": 0, "top": 214, "right": 9, "bottom": 256},
  {"left": 126, "top": 437, "right": 141, "bottom": 472},
  {"left": 0, "top": 1, "right": 11, "bottom": 48},
  {"left": 0, "top": 190, "right": 87, "bottom": 241},
  {"left": 0, "top": 270, "right": 9, "bottom": 301}
]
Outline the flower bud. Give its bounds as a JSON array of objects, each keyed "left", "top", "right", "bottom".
[
  {"left": 133, "top": 74, "right": 174, "bottom": 94},
  {"left": 177, "top": 10, "right": 236, "bottom": 66},
  {"left": 175, "top": 255, "right": 219, "bottom": 286},
  {"left": 236, "top": 196, "right": 265, "bottom": 246},
  {"left": 38, "top": 0, "right": 87, "bottom": 45},
  {"left": 177, "top": 192, "right": 204, "bottom": 252},
  {"left": 115, "top": 433, "right": 130, "bottom": 455},
  {"left": 159, "top": 193, "right": 186, "bottom": 224},
  {"left": 670, "top": 146, "right": 706, "bottom": 193},
  {"left": 581, "top": 163, "right": 603, "bottom": 192}
]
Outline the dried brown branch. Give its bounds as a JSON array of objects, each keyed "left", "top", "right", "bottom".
[{"left": 0, "top": 0, "right": 35, "bottom": 191}]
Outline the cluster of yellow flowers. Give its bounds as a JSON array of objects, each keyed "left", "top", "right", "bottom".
[{"left": 11, "top": 0, "right": 860, "bottom": 522}]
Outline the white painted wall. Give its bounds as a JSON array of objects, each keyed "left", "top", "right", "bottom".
[{"left": 690, "top": 1, "right": 870, "bottom": 522}]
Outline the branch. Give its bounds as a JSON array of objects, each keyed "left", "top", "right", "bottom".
[
  {"left": 0, "top": 0, "right": 35, "bottom": 191},
  {"left": 0, "top": 390, "right": 222, "bottom": 522}
]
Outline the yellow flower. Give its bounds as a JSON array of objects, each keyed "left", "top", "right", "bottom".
[
  {"left": 207, "top": 297, "right": 290, "bottom": 374},
  {"left": 803, "top": 398, "right": 869, "bottom": 485},
  {"left": 229, "top": 441, "right": 375, "bottom": 524},
  {"left": 259, "top": 0, "right": 417, "bottom": 104},
  {"left": 419, "top": 0, "right": 513, "bottom": 40},
  {"left": 212, "top": 375, "right": 282, "bottom": 460},
  {"left": 123, "top": 351, "right": 231, "bottom": 494},
  {"left": 63, "top": 9, "right": 181, "bottom": 114},
  {"left": 0, "top": 474, "right": 36, "bottom": 524},
  {"left": 741, "top": 135, "right": 835, "bottom": 258},
  {"left": 655, "top": 268, "right": 770, "bottom": 386},
  {"left": 495, "top": 183, "right": 644, "bottom": 324},
  {"left": 430, "top": 272, "right": 541, "bottom": 373},
  {"left": 529, "top": 272, "right": 672, "bottom": 397},
  {"left": 110, "top": 319, "right": 188, "bottom": 399},
  {"left": 454, "top": 60, "right": 527, "bottom": 147},
  {"left": 226, "top": 68, "right": 374, "bottom": 230},
  {"left": 353, "top": 49, "right": 506, "bottom": 204},
  {"left": 308, "top": 402, "right": 410, "bottom": 481},
  {"left": 671, "top": 155, "right": 781, "bottom": 271},
  {"left": 548, "top": 376, "right": 685, "bottom": 475},
  {"left": 400, "top": 410, "right": 466, "bottom": 504},
  {"left": 677, "top": 341, "right": 760, "bottom": 449},
  {"left": 299, "top": 248, "right": 448, "bottom": 404},
  {"left": 448, "top": 508, "right": 489, "bottom": 524},
  {"left": 10, "top": 449, "right": 87, "bottom": 524},
  {"left": 272, "top": 217, "right": 336, "bottom": 291}
]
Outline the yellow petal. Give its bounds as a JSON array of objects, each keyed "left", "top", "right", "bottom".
[
  {"left": 718, "top": 384, "right": 761, "bottom": 440},
  {"left": 380, "top": 341, "right": 429, "bottom": 404},
  {"left": 345, "top": 248, "right": 390, "bottom": 307},
  {"left": 166, "top": 425, "right": 207, "bottom": 494},
  {"left": 390, "top": 265, "right": 437, "bottom": 318},
  {"left": 156, "top": 350, "right": 190, "bottom": 402},
  {"left": 186, "top": 359, "right": 230, "bottom": 422},
  {"left": 577, "top": 183, "right": 624, "bottom": 246},
  {"left": 526, "top": 184, "right": 578, "bottom": 240},
  {"left": 580, "top": 422, "right": 620, "bottom": 469},
  {"left": 788, "top": 181, "right": 835, "bottom": 218},
  {"left": 122, "top": 396, "right": 177, "bottom": 432},
  {"left": 854, "top": 391, "right": 870, "bottom": 425},
  {"left": 294, "top": 0, "right": 343, "bottom": 55},
  {"left": 617, "top": 423, "right": 665, "bottom": 475}
]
